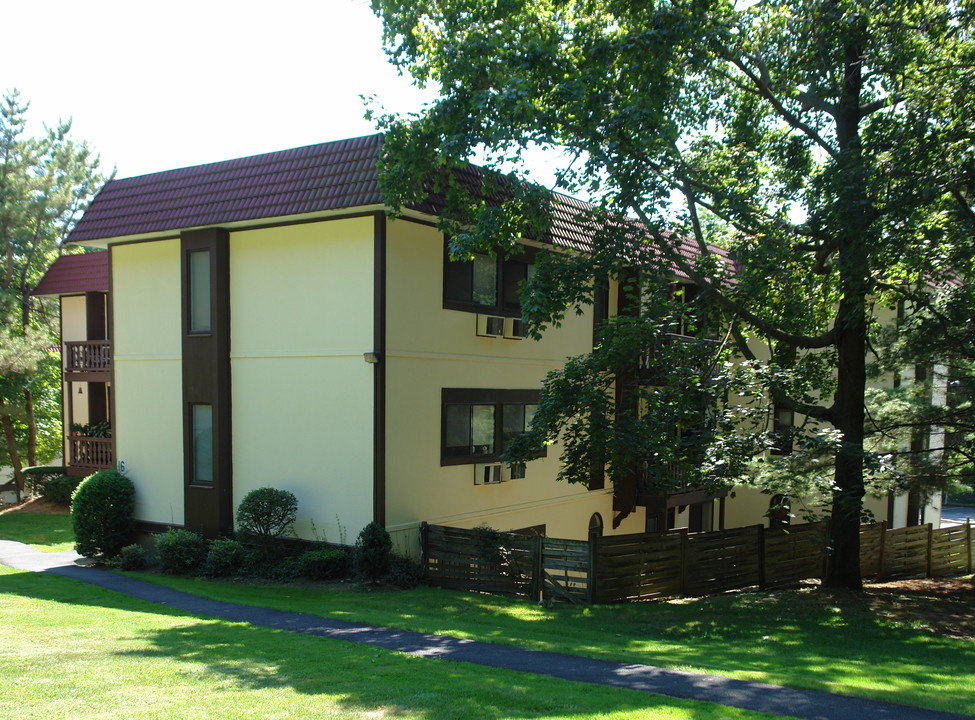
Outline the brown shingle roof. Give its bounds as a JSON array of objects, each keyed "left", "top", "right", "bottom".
[
  {"left": 68, "top": 135, "right": 386, "bottom": 243},
  {"left": 32, "top": 252, "right": 109, "bottom": 296},
  {"left": 64, "top": 133, "right": 720, "bottom": 271}
]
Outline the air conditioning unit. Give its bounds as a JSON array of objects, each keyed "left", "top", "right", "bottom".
[
  {"left": 503, "top": 462, "right": 527, "bottom": 481},
  {"left": 476, "top": 314, "right": 505, "bottom": 338},
  {"left": 504, "top": 317, "right": 527, "bottom": 340},
  {"left": 474, "top": 462, "right": 503, "bottom": 485}
]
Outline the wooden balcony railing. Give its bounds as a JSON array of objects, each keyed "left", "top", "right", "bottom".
[
  {"left": 69, "top": 436, "right": 113, "bottom": 470},
  {"left": 65, "top": 340, "right": 111, "bottom": 373}
]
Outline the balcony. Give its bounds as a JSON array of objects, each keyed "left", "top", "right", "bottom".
[
  {"left": 68, "top": 436, "right": 113, "bottom": 472},
  {"left": 636, "top": 459, "right": 727, "bottom": 512},
  {"left": 65, "top": 340, "right": 111, "bottom": 379}
]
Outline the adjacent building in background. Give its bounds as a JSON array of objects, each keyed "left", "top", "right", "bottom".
[{"left": 32, "top": 252, "right": 113, "bottom": 477}]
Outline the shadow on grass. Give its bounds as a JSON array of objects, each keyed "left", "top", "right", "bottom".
[{"left": 0, "top": 568, "right": 749, "bottom": 720}]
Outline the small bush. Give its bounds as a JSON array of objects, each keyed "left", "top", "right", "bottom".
[
  {"left": 114, "top": 543, "right": 149, "bottom": 571},
  {"left": 386, "top": 555, "right": 424, "bottom": 589},
  {"left": 157, "top": 528, "right": 207, "bottom": 574},
  {"left": 71, "top": 470, "right": 136, "bottom": 559},
  {"left": 353, "top": 521, "right": 392, "bottom": 582},
  {"left": 40, "top": 475, "right": 81, "bottom": 505},
  {"left": 205, "top": 538, "right": 246, "bottom": 577},
  {"left": 236, "top": 487, "right": 298, "bottom": 539},
  {"left": 298, "top": 548, "right": 350, "bottom": 580}
]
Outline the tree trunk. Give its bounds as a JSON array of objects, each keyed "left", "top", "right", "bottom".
[
  {"left": 25, "top": 389, "right": 37, "bottom": 467},
  {"left": 1, "top": 409, "right": 23, "bottom": 502},
  {"left": 824, "top": 295, "right": 867, "bottom": 589},
  {"left": 823, "top": 29, "right": 870, "bottom": 590}
]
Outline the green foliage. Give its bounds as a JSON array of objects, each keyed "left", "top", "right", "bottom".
[
  {"left": 235, "top": 487, "right": 298, "bottom": 540},
  {"left": 113, "top": 543, "right": 149, "bottom": 571},
  {"left": 371, "top": 0, "right": 975, "bottom": 587},
  {"left": 156, "top": 528, "right": 207, "bottom": 574},
  {"left": 297, "top": 547, "right": 350, "bottom": 580},
  {"left": 205, "top": 537, "right": 246, "bottom": 577},
  {"left": 0, "top": 89, "right": 108, "bottom": 486},
  {"left": 353, "top": 521, "right": 392, "bottom": 582},
  {"left": 70, "top": 470, "right": 135, "bottom": 558},
  {"left": 385, "top": 555, "right": 424, "bottom": 589},
  {"left": 39, "top": 475, "right": 80, "bottom": 505}
]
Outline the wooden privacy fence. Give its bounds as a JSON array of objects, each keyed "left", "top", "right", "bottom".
[{"left": 420, "top": 520, "right": 974, "bottom": 604}]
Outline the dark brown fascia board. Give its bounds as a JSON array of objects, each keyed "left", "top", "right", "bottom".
[{"left": 68, "top": 204, "right": 415, "bottom": 249}]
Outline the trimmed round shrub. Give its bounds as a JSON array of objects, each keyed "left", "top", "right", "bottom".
[
  {"left": 40, "top": 475, "right": 81, "bottom": 505},
  {"left": 115, "top": 543, "right": 149, "bottom": 571},
  {"left": 157, "top": 528, "right": 207, "bottom": 574},
  {"left": 71, "top": 470, "right": 136, "bottom": 559},
  {"left": 298, "top": 548, "right": 350, "bottom": 580},
  {"left": 236, "top": 487, "right": 298, "bottom": 539},
  {"left": 205, "top": 537, "right": 246, "bottom": 577},
  {"left": 353, "top": 521, "right": 392, "bottom": 582},
  {"left": 386, "top": 555, "right": 424, "bottom": 589}
]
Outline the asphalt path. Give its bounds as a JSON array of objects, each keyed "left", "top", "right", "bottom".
[{"left": 0, "top": 538, "right": 969, "bottom": 720}]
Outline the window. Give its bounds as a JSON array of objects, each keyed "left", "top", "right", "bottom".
[
  {"left": 443, "top": 240, "right": 536, "bottom": 317},
  {"left": 771, "top": 404, "right": 794, "bottom": 455},
  {"left": 188, "top": 250, "right": 211, "bottom": 333},
  {"left": 190, "top": 403, "right": 213, "bottom": 485},
  {"left": 442, "top": 388, "right": 544, "bottom": 465}
]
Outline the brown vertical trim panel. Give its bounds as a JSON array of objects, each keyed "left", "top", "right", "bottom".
[
  {"left": 181, "top": 228, "right": 232, "bottom": 537},
  {"left": 612, "top": 266, "right": 641, "bottom": 528},
  {"left": 108, "top": 249, "right": 117, "bottom": 473},
  {"left": 373, "top": 212, "right": 387, "bottom": 527}
]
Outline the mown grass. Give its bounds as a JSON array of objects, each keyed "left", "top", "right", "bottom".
[
  {"left": 0, "top": 509, "right": 73, "bottom": 552},
  {"left": 0, "top": 565, "right": 781, "bottom": 720},
  {"left": 2, "top": 511, "right": 971, "bottom": 715},
  {"left": 134, "top": 572, "right": 975, "bottom": 715}
]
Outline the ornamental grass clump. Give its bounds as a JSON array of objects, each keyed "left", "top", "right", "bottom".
[{"left": 70, "top": 469, "right": 135, "bottom": 559}]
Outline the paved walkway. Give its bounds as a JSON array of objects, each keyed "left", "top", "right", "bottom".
[{"left": 0, "top": 539, "right": 967, "bottom": 720}]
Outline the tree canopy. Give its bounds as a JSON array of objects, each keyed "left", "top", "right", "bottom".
[
  {"left": 0, "top": 89, "right": 107, "bottom": 496},
  {"left": 371, "top": 0, "right": 975, "bottom": 588}
]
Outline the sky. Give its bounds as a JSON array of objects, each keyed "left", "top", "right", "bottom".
[{"left": 2, "top": 0, "right": 437, "bottom": 179}]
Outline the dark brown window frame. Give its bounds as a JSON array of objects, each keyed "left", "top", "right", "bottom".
[
  {"left": 442, "top": 238, "right": 537, "bottom": 318},
  {"left": 771, "top": 404, "right": 794, "bottom": 456},
  {"left": 441, "top": 388, "right": 545, "bottom": 466}
]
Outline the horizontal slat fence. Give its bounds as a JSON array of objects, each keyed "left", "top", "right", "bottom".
[
  {"left": 685, "top": 526, "right": 762, "bottom": 596},
  {"left": 764, "top": 522, "right": 828, "bottom": 589},
  {"left": 592, "top": 532, "right": 683, "bottom": 602},
  {"left": 421, "top": 519, "right": 973, "bottom": 605},
  {"left": 421, "top": 524, "right": 536, "bottom": 599}
]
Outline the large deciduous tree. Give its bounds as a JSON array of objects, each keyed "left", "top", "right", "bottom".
[
  {"left": 0, "top": 89, "right": 106, "bottom": 498},
  {"left": 371, "top": 0, "right": 975, "bottom": 588}
]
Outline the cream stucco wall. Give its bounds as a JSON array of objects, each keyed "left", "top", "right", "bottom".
[
  {"left": 111, "top": 240, "right": 184, "bottom": 525},
  {"left": 230, "top": 218, "right": 375, "bottom": 543},
  {"left": 383, "top": 218, "right": 644, "bottom": 545}
]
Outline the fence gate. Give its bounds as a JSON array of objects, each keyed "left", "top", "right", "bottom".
[{"left": 540, "top": 537, "right": 591, "bottom": 604}]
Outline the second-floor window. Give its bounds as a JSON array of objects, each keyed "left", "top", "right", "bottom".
[
  {"left": 442, "top": 388, "right": 543, "bottom": 465},
  {"left": 443, "top": 239, "right": 535, "bottom": 317}
]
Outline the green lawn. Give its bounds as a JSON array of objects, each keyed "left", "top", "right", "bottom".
[
  {"left": 0, "top": 509, "right": 73, "bottom": 552},
  {"left": 134, "top": 572, "right": 975, "bottom": 716},
  {"left": 2, "top": 511, "right": 971, "bottom": 715},
  {"left": 0, "top": 565, "right": 780, "bottom": 720}
]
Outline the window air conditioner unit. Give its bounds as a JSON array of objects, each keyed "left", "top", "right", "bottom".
[
  {"left": 474, "top": 462, "right": 503, "bottom": 485},
  {"left": 503, "top": 462, "right": 527, "bottom": 481},
  {"left": 503, "top": 318, "right": 527, "bottom": 340},
  {"left": 476, "top": 314, "right": 505, "bottom": 338}
]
